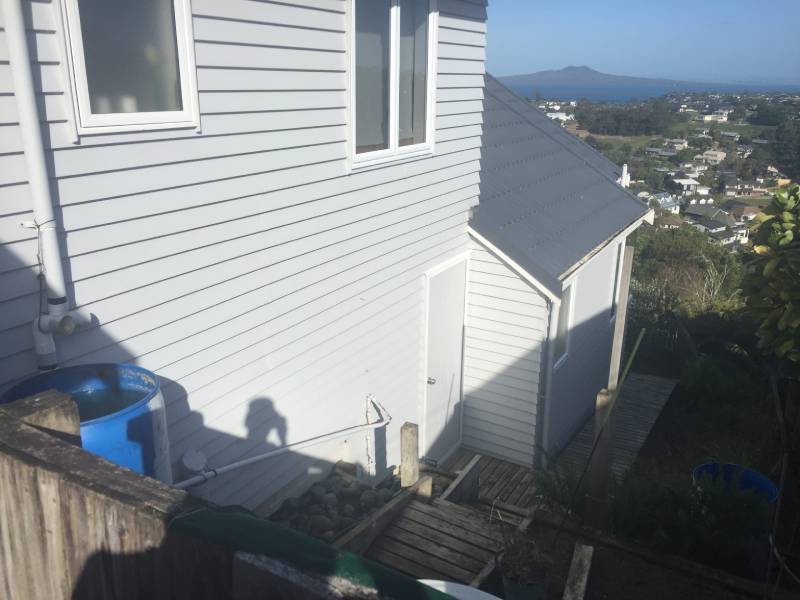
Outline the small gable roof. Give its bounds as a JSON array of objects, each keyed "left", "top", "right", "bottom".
[{"left": 471, "top": 75, "right": 649, "bottom": 296}]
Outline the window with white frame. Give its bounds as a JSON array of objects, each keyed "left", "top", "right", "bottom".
[
  {"left": 554, "top": 283, "right": 574, "bottom": 365},
  {"left": 610, "top": 243, "right": 624, "bottom": 319},
  {"left": 353, "top": 0, "right": 435, "bottom": 165},
  {"left": 61, "top": 0, "right": 198, "bottom": 133}
]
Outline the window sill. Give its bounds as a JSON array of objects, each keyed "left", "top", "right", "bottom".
[{"left": 349, "top": 146, "right": 434, "bottom": 172}]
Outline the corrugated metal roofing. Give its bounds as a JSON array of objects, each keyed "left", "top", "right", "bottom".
[{"left": 471, "top": 75, "right": 649, "bottom": 296}]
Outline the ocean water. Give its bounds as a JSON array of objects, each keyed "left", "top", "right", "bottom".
[{"left": 504, "top": 82, "right": 800, "bottom": 103}]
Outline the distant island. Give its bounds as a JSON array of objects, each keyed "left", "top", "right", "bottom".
[{"left": 499, "top": 66, "right": 800, "bottom": 102}]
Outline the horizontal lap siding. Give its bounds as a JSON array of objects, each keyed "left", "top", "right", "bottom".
[
  {"left": 0, "top": 0, "right": 487, "bottom": 509},
  {"left": 546, "top": 237, "right": 620, "bottom": 455},
  {"left": 462, "top": 240, "right": 549, "bottom": 467}
]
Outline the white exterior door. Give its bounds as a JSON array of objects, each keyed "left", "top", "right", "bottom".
[{"left": 424, "top": 259, "right": 467, "bottom": 463}]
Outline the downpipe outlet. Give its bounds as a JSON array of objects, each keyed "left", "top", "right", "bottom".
[{"left": 32, "top": 309, "right": 93, "bottom": 370}]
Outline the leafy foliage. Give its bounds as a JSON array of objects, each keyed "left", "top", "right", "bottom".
[
  {"left": 611, "top": 467, "right": 771, "bottom": 575},
  {"left": 743, "top": 184, "right": 800, "bottom": 364},
  {"left": 575, "top": 99, "right": 684, "bottom": 136},
  {"left": 631, "top": 225, "right": 744, "bottom": 318},
  {"left": 774, "top": 120, "right": 800, "bottom": 180}
]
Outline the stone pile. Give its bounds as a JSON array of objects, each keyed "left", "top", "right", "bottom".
[{"left": 270, "top": 472, "right": 397, "bottom": 542}]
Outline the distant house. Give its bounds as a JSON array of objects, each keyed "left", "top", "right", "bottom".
[
  {"left": 721, "top": 131, "right": 740, "bottom": 141},
  {"left": 467, "top": 76, "right": 652, "bottom": 463},
  {"left": 646, "top": 147, "right": 677, "bottom": 158},
  {"left": 722, "top": 201, "right": 761, "bottom": 223},
  {"left": 665, "top": 138, "right": 689, "bottom": 150},
  {"left": 752, "top": 139, "right": 770, "bottom": 145},
  {"left": 703, "top": 111, "right": 729, "bottom": 123},
  {"left": 672, "top": 177, "right": 700, "bottom": 196},
  {"left": 684, "top": 206, "right": 736, "bottom": 232},
  {"left": 546, "top": 112, "right": 573, "bottom": 122},
  {"left": 649, "top": 192, "right": 680, "bottom": 214},
  {"left": 696, "top": 185, "right": 711, "bottom": 196},
  {"left": 701, "top": 150, "right": 727, "bottom": 165},
  {"left": 655, "top": 214, "right": 683, "bottom": 230}
]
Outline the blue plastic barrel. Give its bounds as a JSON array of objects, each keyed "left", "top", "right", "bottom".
[
  {"left": 1, "top": 364, "right": 172, "bottom": 483},
  {"left": 692, "top": 462, "right": 778, "bottom": 503}
]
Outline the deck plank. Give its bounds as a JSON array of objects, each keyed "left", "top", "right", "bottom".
[
  {"left": 391, "top": 516, "right": 495, "bottom": 563},
  {"left": 382, "top": 525, "right": 486, "bottom": 573},
  {"left": 370, "top": 538, "right": 474, "bottom": 582},
  {"left": 556, "top": 373, "right": 677, "bottom": 480}
]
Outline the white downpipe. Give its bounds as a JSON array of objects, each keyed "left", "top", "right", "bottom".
[
  {"left": 3, "top": 0, "right": 91, "bottom": 369},
  {"left": 174, "top": 398, "right": 392, "bottom": 490}
]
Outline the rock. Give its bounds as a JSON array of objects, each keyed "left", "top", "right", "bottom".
[
  {"left": 309, "top": 515, "right": 333, "bottom": 533},
  {"left": 341, "top": 504, "right": 355, "bottom": 518},
  {"left": 307, "top": 503, "right": 325, "bottom": 516},
  {"left": 323, "top": 492, "right": 338, "bottom": 506},
  {"left": 309, "top": 484, "right": 326, "bottom": 502},
  {"left": 340, "top": 517, "right": 355, "bottom": 530},
  {"left": 273, "top": 519, "right": 291, "bottom": 529},
  {"left": 360, "top": 490, "right": 378, "bottom": 510},
  {"left": 339, "top": 484, "right": 361, "bottom": 502},
  {"left": 432, "top": 484, "right": 443, "bottom": 495},
  {"left": 322, "top": 531, "right": 335, "bottom": 543},
  {"left": 329, "top": 516, "right": 341, "bottom": 529},
  {"left": 377, "top": 488, "right": 392, "bottom": 504}
]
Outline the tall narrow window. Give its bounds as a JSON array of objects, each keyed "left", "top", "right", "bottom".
[
  {"left": 354, "top": 0, "right": 435, "bottom": 164},
  {"left": 610, "top": 244, "right": 623, "bottom": 319},
  {"left": 355, "top": 0, "right": 391, "bottom": 153},
  {"left": 398, "top": 0, "right": 428, "bottom": 147},
  {"left": 62, "top": 0, "right": 198, "bottom": 133},
  {"left": 554, "top": 284, "right": 573, "bottom": 365}
]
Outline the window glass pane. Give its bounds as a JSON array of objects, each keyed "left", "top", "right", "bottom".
[
  {"left": 355, "top": 0, "right": 391, "bottom": 154},
  {"left": 398, "top": 0, "right": 428, "bottom": 147},
  {"left": 77, "top": 0, "right": 183, "bottom": 114},
  {"left": 554, "top": 285, "right": 573, "bottom": 360}
]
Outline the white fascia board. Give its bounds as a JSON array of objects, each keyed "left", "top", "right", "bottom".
[{"left": 467, "top": 226, "right": 560, "bottom": 304}]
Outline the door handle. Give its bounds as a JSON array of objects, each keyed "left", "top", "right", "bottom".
[{"left": 427, "top": 377, "right": 436, "bottom": 385}]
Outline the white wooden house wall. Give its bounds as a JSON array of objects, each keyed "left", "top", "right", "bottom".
[
  {"left": 545, "top": 237, "right": 623, "bottom": 456},
  {"left": 463, "top": 233, "right": 627, "bottom": 466},
  {"left": 0, "top": 0, "right": 488, "bottom": 509},
  {"left": 462, "top": 237, "right": 549, "bottom": 466}
]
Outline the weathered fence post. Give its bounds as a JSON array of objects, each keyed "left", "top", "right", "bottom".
[
  {"left": 585, "top": 389, "right": 613, "bottom": 529},
  {"left": 400, "top": 422, "right": 419, "bottom": 488}
]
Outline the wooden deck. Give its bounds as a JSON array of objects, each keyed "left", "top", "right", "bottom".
[
  {"left": 365, "top": 498, "right": 507, "bottom": 585},
  {"left": 557, "top": 373, "right": 678, "bottom": 480},
  {"left": 444, "top": 449, "right": 537, "bottom": 509}
]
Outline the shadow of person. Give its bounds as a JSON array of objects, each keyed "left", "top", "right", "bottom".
[{"left": 245, "top": 397, "right": 287, "bottom": 449}]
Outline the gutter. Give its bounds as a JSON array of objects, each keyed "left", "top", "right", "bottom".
[{"left": 2, "top": 0, "right": 90, "bottom": 369}]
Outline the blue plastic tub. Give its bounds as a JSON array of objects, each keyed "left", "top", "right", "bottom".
[
  {"left": 1, "top": 364, "right": 172, "bottom": 483},
  {"left": 692, "top": 462, "right": 778, "bottom": 503}
]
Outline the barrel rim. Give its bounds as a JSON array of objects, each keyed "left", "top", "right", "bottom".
[{"left": 2, "top": 363, "right": 161, "bottom": 425}]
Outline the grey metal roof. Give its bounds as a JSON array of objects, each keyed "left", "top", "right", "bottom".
[{"left": 471, "top": 75, "right": 649, "bottom": 296}]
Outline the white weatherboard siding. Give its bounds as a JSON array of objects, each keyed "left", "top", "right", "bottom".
[
  {"left": 546, "top": 238, "right": 623, "bottom": 456},
  {"left": 462, "top": 239, "right": 549, "bottom": 466},
  {"left": 0, "top": 0, "right": 487, "bottom": 509}
]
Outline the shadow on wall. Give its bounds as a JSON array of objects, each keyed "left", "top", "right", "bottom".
[{"left": 462, "top": 303, "right": 624, "bottom": 466}]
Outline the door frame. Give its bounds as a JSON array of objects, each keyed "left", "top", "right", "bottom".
[{"left": 421, "top": 251, "right": 470, "bottom": 464}]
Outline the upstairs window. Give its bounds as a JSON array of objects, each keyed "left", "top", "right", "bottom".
[
  {"left": 61, "top": 0, "right": 198, "bottom": 133},
  {"left": 554, "top": 283, "right": 574, "bottom": 367},
  {"left": 353, "top": 0, "right": 436, "bottom": 166}
]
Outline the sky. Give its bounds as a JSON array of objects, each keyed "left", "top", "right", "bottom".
[{"left": 485, "top": 0, "right": 800, "bottom": 84}]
